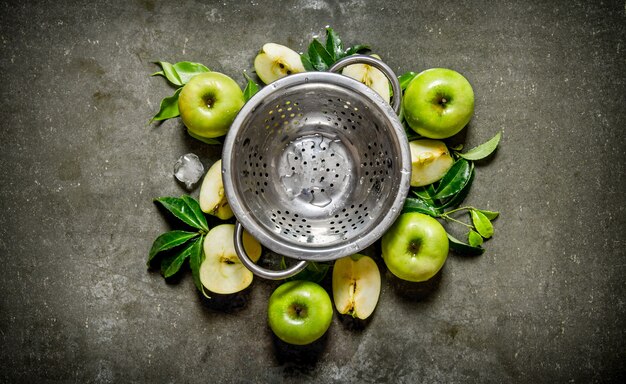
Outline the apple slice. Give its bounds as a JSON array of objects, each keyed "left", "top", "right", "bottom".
[
  {"left": 199, "top": 224, "right": 262, "bottom": 294},
  {"left": 409, "top": 139, "right": 454, "bottom": 187},
  {"left": 342, "top": 54, "right": 390, "bottom": 103},
  {"left": 332, "top": 254, "right": 381, "bottom": 319},
  {"left": 254, "top": 43, "right": 305, "bottom": 85},
  {"left": 199, "top": 159, "right": 233, "bottom": 220}
]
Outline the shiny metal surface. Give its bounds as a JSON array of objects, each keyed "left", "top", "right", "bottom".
[{"left": 222, "top": 56, "right": 411, "bottom": 278}]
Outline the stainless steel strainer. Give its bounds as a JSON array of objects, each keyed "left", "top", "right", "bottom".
[{"left": 222, "top": 55, "right": 411, "bottom": 279}]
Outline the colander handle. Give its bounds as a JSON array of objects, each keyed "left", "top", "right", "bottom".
[
  {"left": 328, "top": 55, "right": 402, "bottom": 115},
  {"left": 234, "top": 222, "right": 309, "bottom": 280}
]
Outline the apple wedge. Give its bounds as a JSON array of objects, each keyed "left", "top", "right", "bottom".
[
  {"left": 332, "top": 254, "right": 381, "bottom": 319},
  {"left": 199, "top": 159, "right": 233, "bottom": 220},
  {"left": 199, "top": 224, "right": 262, "bottom": 294},
  {"left": 342, "top": 54, "right": 390, "bottom": 103},
  {"left": 254, "top": 43, "right": 305, "bottom": 85},
  {"left": 409, "top": 139, "right": 454, "bottom": 187}
]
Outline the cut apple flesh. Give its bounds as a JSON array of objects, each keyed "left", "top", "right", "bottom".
[
  {"left": 254, "top": 43, "right": 305, "bottom": 85},
  {"left": 199, "top": 224, "right": 262, "bottom": 295},
  {"left": 409, "top": 139, "right": 454, "bottom": 187},
  {"left": 199, "top": 159, "right": 233, "bottom": 220},
  {"left": 332, "top": 254, "right": 381, "bottom": 319},
  {"left": 342, "top": 55, "right": 390, "bottom": 103}
]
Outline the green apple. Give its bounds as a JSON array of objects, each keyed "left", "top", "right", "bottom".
[
  {"left": 267, "top": 280, "right": 333, "bottom": 345},
  {"left": 382, "top": 212, "right": 449, "bottom": 282},
  {"left": 178, "top": 72, "right": 245, "bottom": 139},
  {"left": 332, "top": 254, "right": 381, "bottom": 319},
  {"left": 254, "top": 43, "right": 305, "bottom": 85},
  {"left": 199, "top": 159, "right": 233, "bottom": 220},
  {"left": 199, "top": 224, "right": 262, "bottom": 295},
  {"left": 409, "top": 139, "right": 454, "bottom": 187},
  {"left": 403, "top": 68, "right": 474, "bottom": 139}
]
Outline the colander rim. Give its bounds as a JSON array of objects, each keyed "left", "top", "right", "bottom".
[{"left": 221, "top": 71, "right": 411, "bottom": 261}]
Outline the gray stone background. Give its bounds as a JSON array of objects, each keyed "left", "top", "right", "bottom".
[{"left": 0, "top": 0, "right": 624, "bottom": 382}]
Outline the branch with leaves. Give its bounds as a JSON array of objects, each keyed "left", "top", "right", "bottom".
[
  {"left": 147, "top": 196, "right": 208, "bottom": 293},
  {"left": 402, "top": 133, "right": 501, "bottom": 255},
  {"left": 300, "top": 27, "right": 370, "bottom": 71}
]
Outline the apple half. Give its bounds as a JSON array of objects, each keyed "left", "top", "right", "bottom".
[
  {"left": 199, "top": 159, "right": 233, "bottom": 220},
  {"left": 254, "top": 43, "right": 305, "bottom": 85},
  {"left": 199, "top": 224, "right": 262, "bottom": 295},
  {"left": 409, "top": 139, "right": 454, "bottom": 187},
  {"left": 342, "top": 54, "right": 390, "bottom": 103},
  {"left": 332, "top": 254, "right": 381, "bottom": 319}
]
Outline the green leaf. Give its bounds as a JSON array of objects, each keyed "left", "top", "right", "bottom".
[
  {"left": 181, "top": 195, "right": 209, "bottom": 231},
  {"left": 147, "top": 230, "right": 199, "bottom": 265},
  {"left": 186, "top": 129, "right": 223, "bottom": 144},
  {"left": 188, "top": 235, "right": 205, "bottom": 292},
  {"left": 458, "top": 132, "right": 501, "bottom": 161},
  {"left": 467, "top": 230, "right": 483, "bottom": 247},
  {"left": 325, "top": 27, "right": 344, "bottom": 61},
  {"left": 412, "top": 184, "right": 437, "bottom": 202},
  {"left": 151, "top": 88, "right": 182, "bottom": 122},
  {"left": 412, "top": 188, "right": 432, "bottom": 202},
  {"left": 152, "top": 61, "right": 210, "bottom": 86},
  {"left": 404, "top": 127, "right": 421, "bottom": 141},
  {"left": 477, "top": 209, "right": 499, "bottom": 220},
  {"left": 450, "top": 143, "right": 464, "bottom": 151},
  {"left": 152, "top": 61, "right": 183, "bottom": 86},
  {"left": 433, "top": 158, "right": 472, "bottom": 200},
  {"left": 345, "top": 44, "right": 370, "bottom": 56},
  {"left": 154, "top": 196, "right": 208, "bottom": 230},
  {"left": 471, "top": 209, "right": 494, "bottom": 238},
  {"left": 300, "top": 53, "right": 316, "bottom": 71},
  {"left": 172, "top": 61, "right": 210, "bottom": 84},
  {"left": 447, "top": 233, "right": 485, "bottom": 256},
  {"left": 308, "top": 39, "right": 334, "bottom": 71},
  {"left": 402, "top": 197, "right": 441, "bottom": 217},
  {"left": 161, "top": 237, "right": 200, "bottom": 278},
  {"left": 398, "top": 71, "right": 417, "bottom": 91},
  {"left": 243, "top": 73, "right": 259, "bottom": 102},
  {"left": 439, "top": 165, "right": 475, "bottom": 209}
]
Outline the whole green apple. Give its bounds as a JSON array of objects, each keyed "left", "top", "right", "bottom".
[
  {"left": 403, "top": 68, "right": 474, "bottom": 139},
  {"left": 178, "top": 72, "right": 245, "bottom": 139},
  {"left": 267, "top": 280, "right": 333, "bottom": 345},
  {"left": 382, "top": 212, "right": 449, "bottom": 282}
]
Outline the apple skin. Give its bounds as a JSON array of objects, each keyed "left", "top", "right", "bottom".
[
  {"left": 382, "top": 212, "right": 449, "bottom": 282},
  {"left": 267, "top": 280, "right": 333, "bottom": 345},
  {"left": 178, "top": 72, "right": 245, "bottom": 139},
  {"left": 403, "top": 68, "right": 474, "bottom": 139}
]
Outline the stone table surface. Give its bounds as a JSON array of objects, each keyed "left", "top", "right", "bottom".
[{"left": 0, "top": 0, "right": 624, "bottom": 383}]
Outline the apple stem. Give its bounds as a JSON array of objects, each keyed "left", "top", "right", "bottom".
[{"left": 442, "top": 206, "right": 473, "bottom": 215}]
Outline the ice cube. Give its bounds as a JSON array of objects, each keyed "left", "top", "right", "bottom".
[{"left": 174, "top": 153, "right": 205, "bottom": 189}]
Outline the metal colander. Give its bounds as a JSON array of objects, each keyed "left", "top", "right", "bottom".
[{"left": 222, "top": 55, "right": 411, "bottom": 279}]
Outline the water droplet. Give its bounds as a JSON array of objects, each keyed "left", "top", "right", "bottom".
[{"left": 310, "top": 188, "right": 332, "bottom": 207}]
